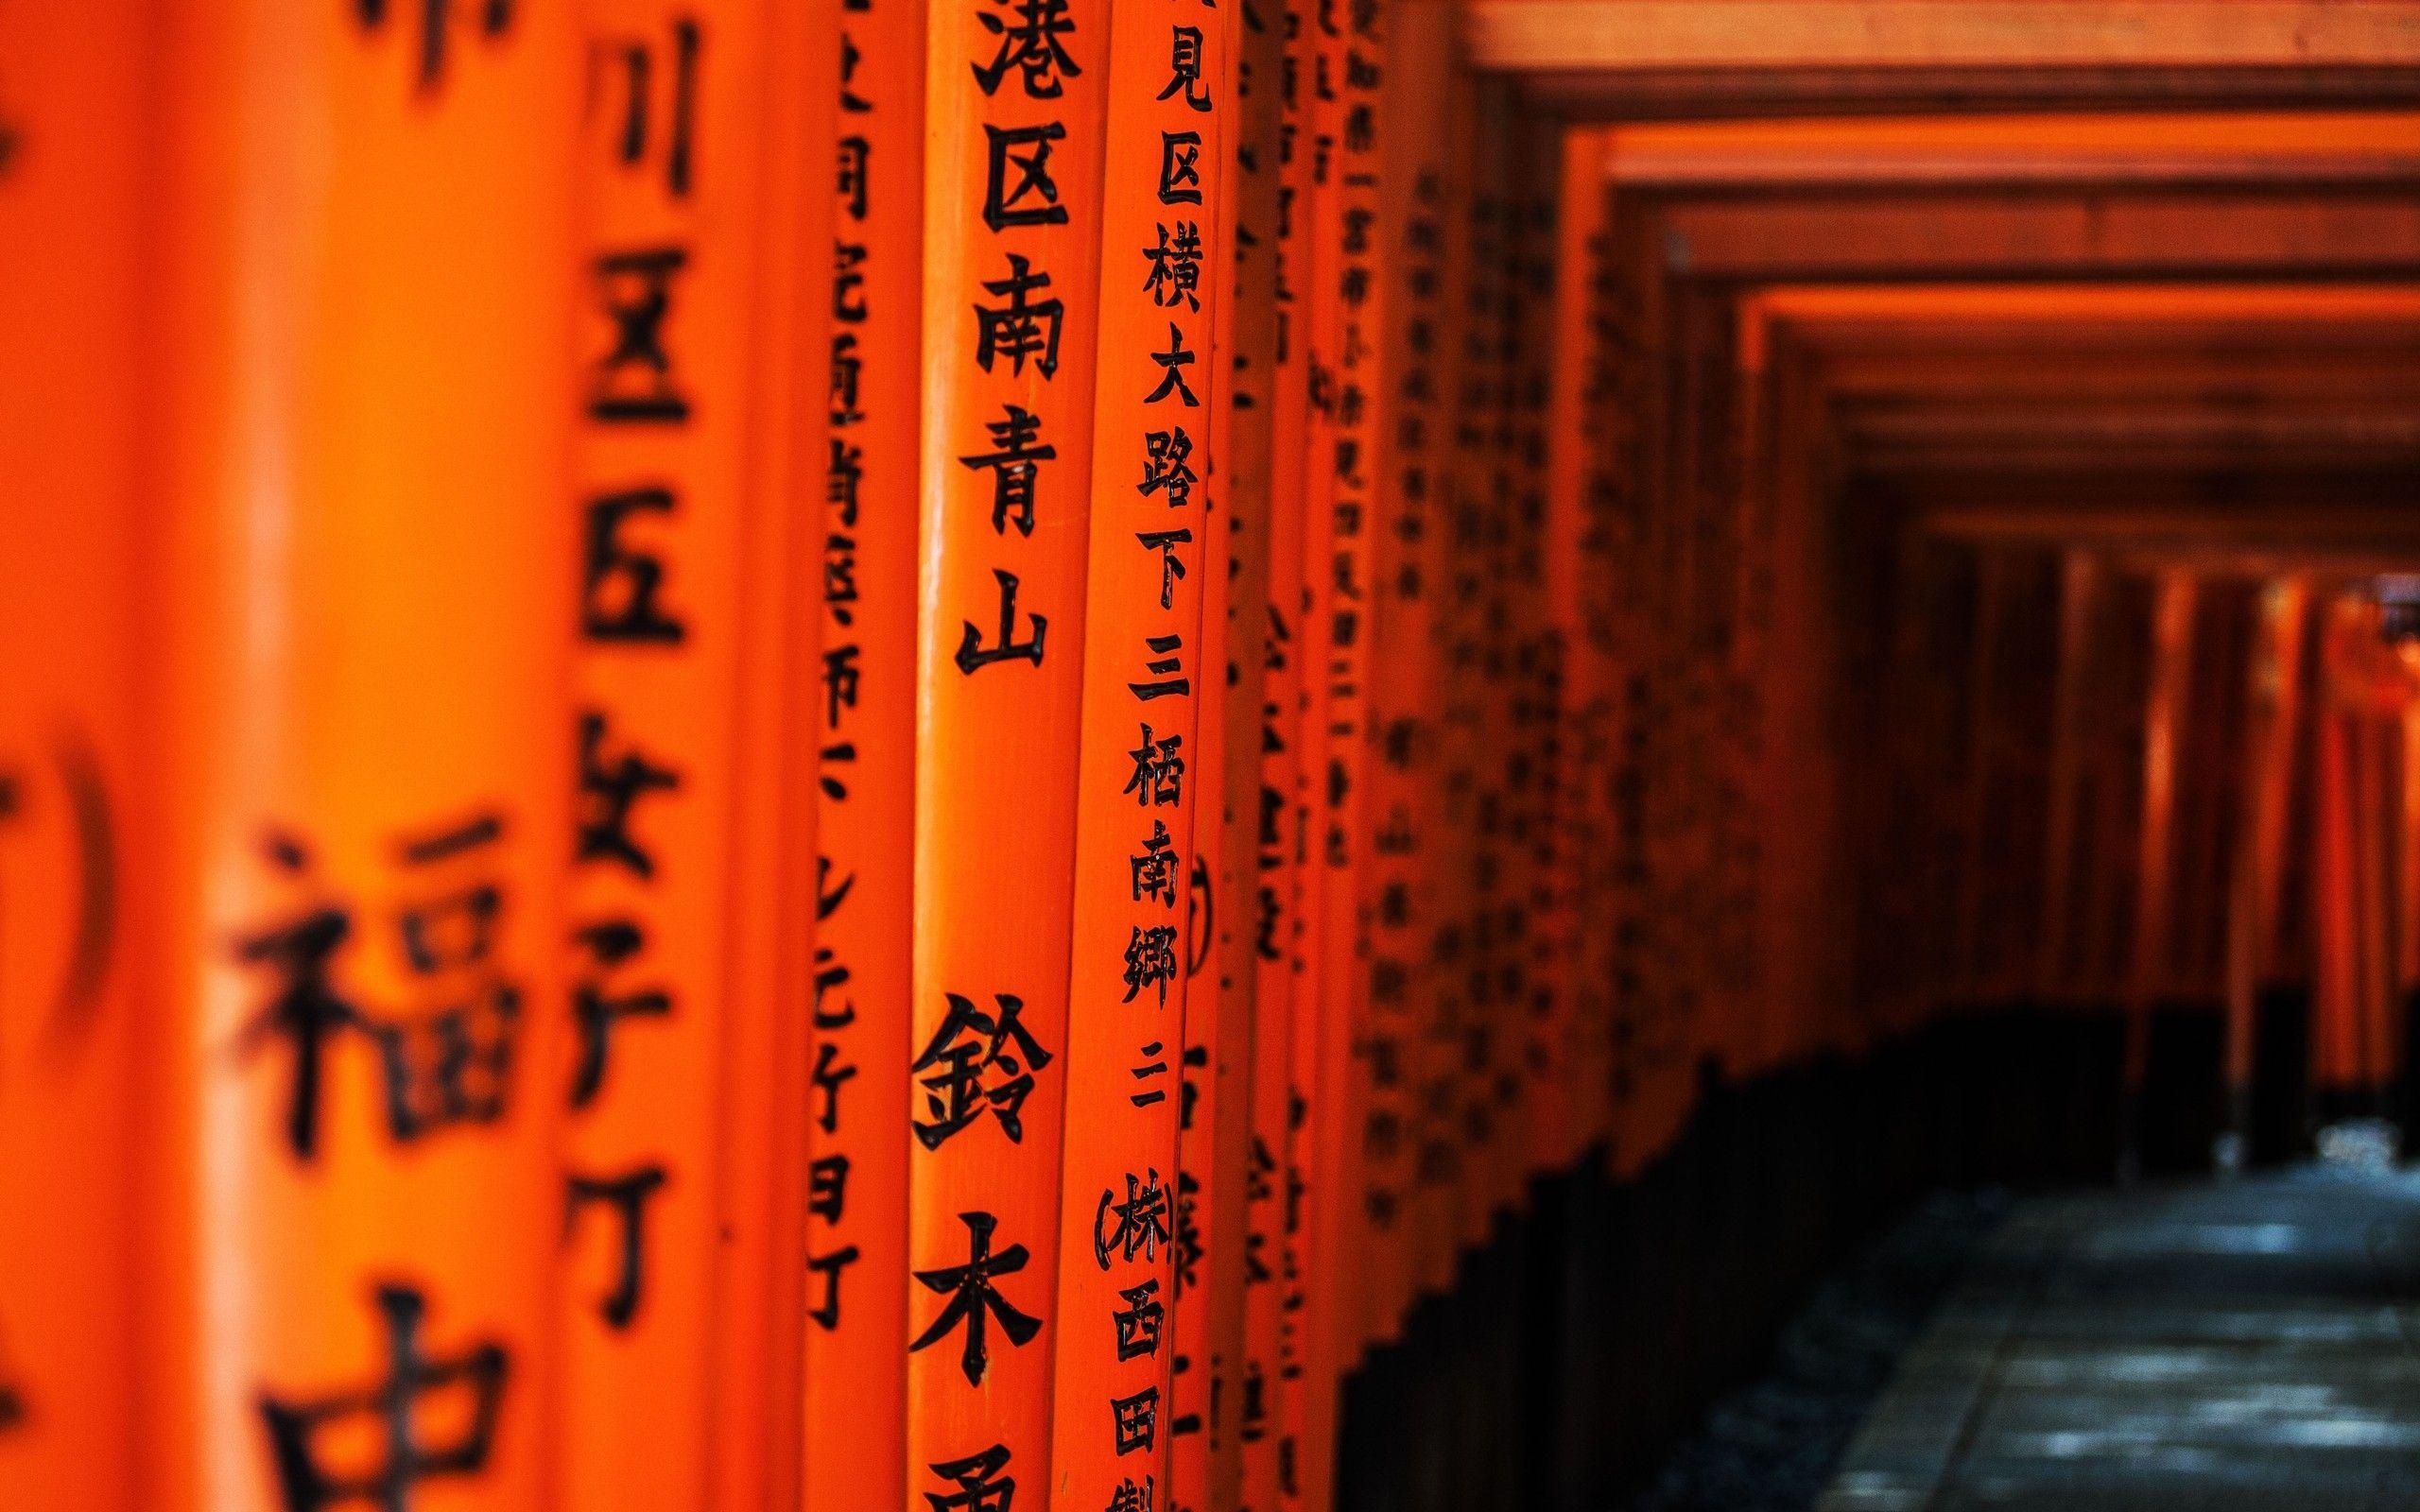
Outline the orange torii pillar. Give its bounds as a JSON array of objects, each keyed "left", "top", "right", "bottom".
[
  {"left": 2038, "top": 552, "right": 2100, "bottom": 1002},
  {"left": 1404, "top": 50, "right": 1482, "bottom": 1310},
  {"left": 2221, "top": 577, "right": 2308, "bottom": 1166},
  {"left": 907, "top": 0, "right": 1112, "bottom": 1501},
  {"left": 141, "top": 6, "right": 584, "bottom": 1507},
  {"left": 2123, "top": 570, "right": 2196, "bottom": 1177},
  {"left": 565, "top": 0, "right": 835, "bottom": 1502},
  {"left": 0, "top": 7, "right": 147, "bottom": 1503},
  {"left": 1046, "top": 0, "right": 1236, "bottom": 1504},
  {"left": 802, "top": 0, "right": 926, "bottom": 1500},
  {"left": 1292, "top": 0, "right": 1392, "bottom": 1494},
  {"left": 1436, "top": 78, "right": 1522, "bottom": 1243},
  {"left": 1167, "top": 0, "right": 1282, "bottom": 1500},
  {"left": 2311, "top": 593, "right": 2413, "bottom": 1126},
  {"left": 1238, "top": 0, "right": 1316, "bottom": 1503},
  {"left": 1353, "top": 0, "right": 1461, "bottom": 1349}
]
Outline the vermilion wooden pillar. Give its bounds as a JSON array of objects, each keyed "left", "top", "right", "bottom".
[
  {"left": 1355, "top": 0, "right": 1459, "bottom": 1347},
  {"left": 2040, "top": 553, "right": 2101, "bottom": 1000},
  {"left": 1956, "top": 556, "right": 2013, "bottom": 1004},
  {"left": 1497, "top": 120, "right": 1563, "bottom": 1194},
  {"left": 1238, "top": 2, "right": 1314, "bottom": 1503},
  {"left": 1407, "top": 58, "right": 1479, "bottom": 1301},
  {"left": 144, "top": 6, "right": 584, "bottom": 1506},
  {"left": 0, "top": 7, "right": 147, "bottom": 1503},
  {"left": 907, "top": 0, "right": 1111, "bottom": 1497},
  {"left": 2222, "top": 578, "right": 2308, "bottom": 1157},
  {"left": 1294, "top": 0, "right": 1389, "bottom": 1493},
  {"left": 706, "top": 5, "right": 835, "bottom": 1499},
  {"left": 2313, "top": 604, "right": 2357, "bottom": 1107},
  {"left": 802, "top": 0, "right": 926, "bottom": 1500},
  {"left": 2124, "top": 569, "right": 2197, "bottom": 1174},
  {"left": 1439, "top": 78, "right": 1518, "bottom": 1234},
  {"left": 2314, "top": 595, "right": 2414, "bottom": 1116},
  {"left": 565, "top": 1, "right": 834, "bottom": 1502},
  {"left": 1169, "top": 0, "right": 1280, "bottom": 1499},
  {"left": 1046, "top": 0, "right": 1236, "bottom": 1503}
]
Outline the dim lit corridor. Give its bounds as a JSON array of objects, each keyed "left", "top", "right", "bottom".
[{"left": 9, "top": 2, "right": 2420, "bottom": 1510}]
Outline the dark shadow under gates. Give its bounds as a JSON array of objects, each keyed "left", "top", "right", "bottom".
[{"left": 1333, "top": 1001, "right": 2325, "bottom": 1512}]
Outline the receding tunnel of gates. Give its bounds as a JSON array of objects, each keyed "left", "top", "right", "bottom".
[
  {"left": 1330, "top": 997, "right": 2363, "bottom": 1512},
  {"left": 15, "top": 6, "right": 2420, "bottom": 1511}
]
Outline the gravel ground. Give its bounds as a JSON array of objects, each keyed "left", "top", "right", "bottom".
[{"left": 1623, "top": 1190, "right": 2013, "bottom": 1512}]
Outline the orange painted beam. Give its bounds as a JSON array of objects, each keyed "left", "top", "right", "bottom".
[
  {"left": 1465, "top": 0, "right": 2420, "bottom": 75},
  {"left": 1743, "top": 283, "right": 2420, "bottom": 360},
  {"left": 1658, "top": 192, "right": 2420, "bottom": 281},
  {"left": 1602, "top": 110, "right": 2420, "bottom": 191}
]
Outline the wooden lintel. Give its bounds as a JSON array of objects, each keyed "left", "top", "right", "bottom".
[
  {"left": 1522, "top": 62, "right": 2420, "bottom": 122},
  {"left": 1465, "top": 1, "right": 2420, "bottom": 76},
  {"left": 1601, "top": 112, "right": 2420, "bottom": 191},
  {"left": 1653, "top": 192, "right": 2420, "bottom": 282}
]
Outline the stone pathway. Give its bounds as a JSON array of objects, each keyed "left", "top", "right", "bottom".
[{"left": 1820, "top": 1168, "right": 2420, "bottom": 1512}]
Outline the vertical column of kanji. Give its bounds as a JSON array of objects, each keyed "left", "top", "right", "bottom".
[
  {"left": 1353, "top": 0, "right": 1450, "bottom": 1346},
  {"left": 0, "top": 8, "right": 144, "bottom": 1504},
  {"left": 145, "top": 4, "right": 579, "bottom": 1508},
  {"left": 1573, "top": 141, "right": 1629, "bottom": 1159},
  {"left": 1049, "top": 0, "right": 1234, "bottom": 1504},
  {"left": 1405, "top": 60, "right": 1476, "bottom": 1304},
  {"left": 1462, "top": 104, "right": 1530, "bottom": 1233},
  {"left": 1619, "top": 212, "right": 1666, "bottom": 1158},
  {"left": 1501, "top": 126, "right": 1561, "bottom": 1196},
  {"left": 1173, "top": 0, "right": 1277, "bottom": 1503},
  {"left": 1279, "top": 16, "right": 1342, "bottom": 1499},
  {"left": 909, "top": 0, "right": 1109, "bottom": 1499},
  {"left": 799, "top": 0, "right": 924, "bottom": 1501},
  {"left": 563, "top": 2, "right": 827, "bottom": 1502},
  {"left": 1296, "top": 0, "right": 1387, "bottom": 1490},
  {"left": 1238, "top": 2, "right": 1312, "bottom": 1503},
  {"left": 1595, "top": 198, "right": 1647, "bottom": 1176},
  {"left": 1436, "top": 80, "right": 1509, "bottom": 1254},
  {"left": 1471, "top": 100, "right": 1529, "bottom": 1228}
]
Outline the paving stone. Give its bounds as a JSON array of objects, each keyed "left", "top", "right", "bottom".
[{"left": 1819, "top": 1168, "right": 2420, "bottom": 1512}]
